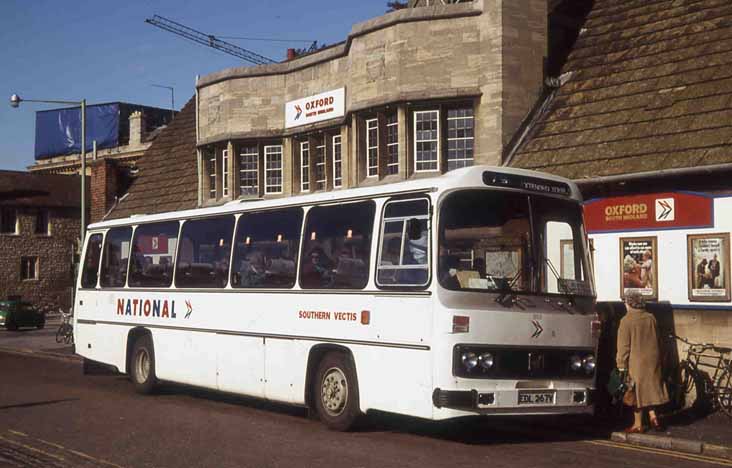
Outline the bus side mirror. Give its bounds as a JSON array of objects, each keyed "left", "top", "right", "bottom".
[{"left": 407, "top": 218, "right": 423, "bottom": 241}]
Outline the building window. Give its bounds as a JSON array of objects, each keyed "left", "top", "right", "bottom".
[
  {"left": 35, "top": 209, "right": 49, "bottom": 235},
  {"left": 333, "top": 135, "right": 343, "bottom": 188},
  {"left": 366, "top": 118, "right": 379, "bottom": 178},
  {"left": 21, "top": 256, "right": 39, "bottom": 281},
  {"left": 239, "top": 145, "right": 259, "bottom": 196},
  {"left": 265, "top": 145, "right": 283, "bottom": 194},
  {"left": 1, "top": 208, "right": 17, "bottom": 234},
  {"left": 206, "top": 149, "right": 217, "bottom": 199},
  {"left": 300, "top": 141, "right": 310, "bottom": 192},
  {"left": 447, "top": 108, "right": 474, "bottom": 171},
  {"left": 222, "top": 148, "right": 230, "bottom": 197},
  {"left": 315, "top": 140, "right": 326, "bottom": 191},
  {"left": 414, "top": 110, "right": 440, "bottom": 172},
  {"left": 386, "top": 113, "right": 399, "bottom": 175}
]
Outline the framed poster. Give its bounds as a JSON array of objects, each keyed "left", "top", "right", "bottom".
[
  {"left": 619, "top": 236, "right": 658, "bottom": 300},
  {"left": 687, "top": 233, "right": 731, "bottom": 302},
  {"left": 560, "top": 239, "right": 575, "bottom": 279}
]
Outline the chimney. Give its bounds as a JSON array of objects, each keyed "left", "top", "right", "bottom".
[
  {"left": 90, "top": 159, "right": 119, "bottom": 223},
  {"left": 129, "top": 111, "right": 146, "bottom": 145},
  {"left": 287, "top": 48, "right": 297, "bottom": 61}
]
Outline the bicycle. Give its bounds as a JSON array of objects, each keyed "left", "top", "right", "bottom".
[
  {"left": 56, "top": 309, "right": 74, "bottom": 345},
  {"left": 669, "top": 334, "right": 732, "bottom": 418}
]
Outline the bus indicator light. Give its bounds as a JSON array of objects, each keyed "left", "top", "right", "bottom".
[
  {"left": 361, "top": 310, "right": 370, "bottom": 325},
  {"left": 453, "top": 315, "right": 469, "bottom": 333}
]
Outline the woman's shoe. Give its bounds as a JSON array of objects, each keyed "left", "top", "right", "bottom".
[
  {"left": 623, "top": 426, "right": 646, "bottom": 434},
  {"left": 650, "top": 417, "right": 664, "bottom": 431}
]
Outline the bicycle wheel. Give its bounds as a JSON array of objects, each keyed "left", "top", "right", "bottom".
[
  {"left": 64, "top": 325, "right": 74, "bottom": 345},
  {"left": 716, "top": 367, "right": 732, "bottom": 418},
  {"left": 55, "top": 324, "right": 65, "bottom": 343},
  {"left": 672, "top": 361, "right": 698, "bottom": 410}
]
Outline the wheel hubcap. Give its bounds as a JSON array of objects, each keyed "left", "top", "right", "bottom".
[
  {"left": 135, "top": 349, "right": 150, "bottom": 383},
  {"left": 321, "top": 367, "right": 348, "bottom": 416}
]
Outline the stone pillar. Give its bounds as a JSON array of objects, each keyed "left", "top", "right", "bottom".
[
  {"left": 90, "top": 159, "right": 119, "bottom": 223},
  {"left": 129, "top": 111, "right": 146, "bottom": 146}
]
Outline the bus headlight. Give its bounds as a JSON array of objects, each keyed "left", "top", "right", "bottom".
[
  {"left": 479, "top": 352, "right": 494, "bottom": 370},
  {"left": 583, "top": 354, "right": 596, "bottom": 374},
  {"left": 461, "top": 352, "right": 478, "bottom": 370},
  {"left": 570, "top": 355, "right": 582, "bottom": 372}
]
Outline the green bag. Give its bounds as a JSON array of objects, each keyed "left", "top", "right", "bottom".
[{"left": 607, "top": 368, "right": 627, "bottom": 399}]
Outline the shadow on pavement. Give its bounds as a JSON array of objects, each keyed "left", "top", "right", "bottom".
[{"left": 0, "top": 398, "right": 80, "bottom": 411}]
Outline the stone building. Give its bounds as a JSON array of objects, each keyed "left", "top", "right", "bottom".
[{"left": 0, "top": 171, "right": 83, "bottom": 311}]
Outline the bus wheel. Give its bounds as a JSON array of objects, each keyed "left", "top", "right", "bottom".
[
  {"left": 131, "top": 335, "right": 157, "bottom": 394},
  {"left": 314, "top": 352, "right": 360, "bottom": 431}
]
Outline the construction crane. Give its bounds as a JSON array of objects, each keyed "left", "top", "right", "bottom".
[{"left": 145, "top": 15, "right": 277, "bottom": 66}]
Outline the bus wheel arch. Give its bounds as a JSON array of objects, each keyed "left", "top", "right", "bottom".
[
  {"left": 306, "top": 345, "right": 361, "bottom": 431},
  {"left": 126, "top": 328, "right": 157, "bottom": 394}
]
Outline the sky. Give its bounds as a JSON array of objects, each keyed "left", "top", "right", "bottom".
[{"left": 0, "top": 0, "right": 390, "bottom": 171}]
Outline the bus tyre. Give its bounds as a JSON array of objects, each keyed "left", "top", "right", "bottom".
[
  {"left": 131, "top": 335, "right": 157, "bottom": 394},
  {"left": 314, "top": 352, "right": 360, "bottom": 431}
]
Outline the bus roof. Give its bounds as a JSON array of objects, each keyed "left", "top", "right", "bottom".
[{"left": 89, "top": 165, "right": 582, "bottom": 229}]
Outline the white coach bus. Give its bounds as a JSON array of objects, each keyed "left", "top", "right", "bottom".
[{"left": 75, "top": 165, "right": 598, "bottom": 430}]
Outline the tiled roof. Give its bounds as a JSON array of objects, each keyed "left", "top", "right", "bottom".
[
  {"left": 0, "top": 170, "right": 83, "bottom": 208},
  {"left": 108, "top": 97, "right": 198, "bottom": 219},
  {"left": 510, "top": 0, "right": 732, "bottom": 180}
]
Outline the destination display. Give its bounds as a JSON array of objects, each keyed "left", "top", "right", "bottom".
[{"left": 482, "top": 172, "right": 571, "bottom": 196}]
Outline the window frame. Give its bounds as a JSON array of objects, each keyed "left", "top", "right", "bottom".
[
  {"left": 315, "top": 140, "right": 327, "bottom": 191},
  {"left": 413, "top": 109, "right": 441, "bottom": 173},
  {"left": 35, "top": 209, "right": 50, "bottom": 235},
  {"left": 366, "top": 118, "right": 379, "bottom": 178},
  {"left": 100, "top": 226, "right": 133, "bottom": 288},
  {"left": 128, "top": 221, "right": 182, "bottom": 289},
  {"left": 386, "top": 113, "right": 399, "bottom": 176},
  {"left": 174, "top": 215, "right": 235, "bottom": 289},
  {"left": 300, "top": 141, "right": 310, "bottom": 192},
  {"left": 222, "top": 148, "right": 230, "bottom": 198},
  {"left": 238, "top": 144, "right": 259, "bottom": 197},
  {"left": 375, "top": 197, "right": 432, "bottom": 289},
  {"left": 446, "top": 107, "right": 475, "bottom": 171},
  {"left": 264, "top": 145, "right": 284, "bottom": 195},
  {"left": 0, "top": 207, "right": 18, "bottom": 235},
  {"left": 206, "top": 148, "right": 217, "bottom": 200},
  {"left": 332, "top": 135, "right": 343, "bottom": 188},
  {"left": 80, "top": 232, "right": 104, "bottom": 289},
  {"left": 299, "top": 200, "right": 376, "bottom": 290},
  {"left": 20, "top": 256, "right": 39, "bottom": 281}
]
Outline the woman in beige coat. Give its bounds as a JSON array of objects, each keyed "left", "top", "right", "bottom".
[{"left": 616, "top": 290, "right": 669, "bottom": 432}]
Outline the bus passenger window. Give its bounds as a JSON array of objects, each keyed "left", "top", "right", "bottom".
[
  {"left": 81, "top": 234, "right": 103, "bottom": 288},
  {"left": 175, "top": 216, "right": 235, "bottom": 288},
  {"left": 300, "top": 201, "right": 375, "bottom": 289},
  {"left": 100, "top": 227, "right": 132, "bottom": 288},
  {"left": 231, "top": 208, "right": 303, "bottom": 289},
  {"left": 376, "top": 198, "right": 430, "bottom": 287},
  {"left": 128, "top": 222, "right": 180, "bottom": 288}
]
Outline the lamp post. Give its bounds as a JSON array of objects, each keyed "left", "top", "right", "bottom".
[{"left": 10, "top": 94, "right": 87, "bottom": 243}]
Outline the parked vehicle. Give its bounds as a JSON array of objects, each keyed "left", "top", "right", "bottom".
[{"left": 0, "top": 300, "right": 45, "bottom": 331}]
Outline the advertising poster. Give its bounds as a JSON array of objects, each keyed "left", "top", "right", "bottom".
[
  {"left": 619, "top": 236, "right": 658, "bottom": 300},
  {"left": 687, "top": 233, "right": 731, "bottom": 302}
]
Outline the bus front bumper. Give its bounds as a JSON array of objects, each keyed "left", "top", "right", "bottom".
[{"left": 432, "top": 387, "right": 594, "bottom": 415}]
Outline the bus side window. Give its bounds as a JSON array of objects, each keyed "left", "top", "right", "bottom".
[
  {"left": 81, "top": 233, "right": 103, "bottom": 288},
  {"left": 100, "top": 227, "right": 132, "bottom": 288},
  {"left": 128, "top": 221, "right": 180, "bottom": 288},
  {"left": 231, "top": 208, "right": 303, "bottom": 289},
  {"left": 300, "top": 201, "right": 376, "bottom": 290},
  {"left": 376, "top": 198, "right": 430, "bottom": 287},
  {"left": 175, "top": 216, "right": 235, "bottom": 289}
]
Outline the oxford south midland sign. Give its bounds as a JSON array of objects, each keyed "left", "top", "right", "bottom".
[{"left": 285, "top": 88, "right": 345, "bottom": 129}]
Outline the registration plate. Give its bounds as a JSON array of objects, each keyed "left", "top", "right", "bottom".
[{"left": 518, "top": 391, "right": 555, "bottom": 405}]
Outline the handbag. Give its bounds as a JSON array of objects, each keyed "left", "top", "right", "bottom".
[{"left": 607, "top": 368, "right": 627, "bottom": 399}]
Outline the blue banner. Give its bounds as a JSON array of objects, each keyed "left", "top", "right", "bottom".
[{"left": 34, "top": 103, "right": 120, "bottom": 160}]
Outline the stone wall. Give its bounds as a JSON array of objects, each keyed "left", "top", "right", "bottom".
[
  {"left": 197, "top": 0, "right": 546, "bottom": 167},
  {"left": 0, "top": 207, "right": 79, "bottom": 312}
]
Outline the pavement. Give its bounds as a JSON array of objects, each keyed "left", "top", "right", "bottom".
[{"left": 1, "top": 320, "right": 731, "bottom": 462}]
